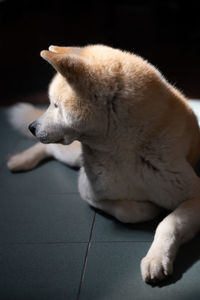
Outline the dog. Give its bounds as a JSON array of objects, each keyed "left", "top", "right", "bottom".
[{"left": 7, "top": 44, "right": 200, "bottom": 284}]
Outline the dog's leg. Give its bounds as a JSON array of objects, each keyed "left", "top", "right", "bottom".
[
  {"left": 7, "top": 142, "right": 50, "bottom": 172},
  {"left": 7, "top": 141, "right": 81, "bottom": 172},
  {"left": 86, "top": 198, "right": 163, "bottom": 223},
  {"left": 141, "top": 161, "right": 200, "bottom": 283},
  {"left": 141, "top": 198, "right": 200, "bottom": 283}
]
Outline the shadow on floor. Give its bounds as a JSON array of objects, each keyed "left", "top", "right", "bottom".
[{"left": 94, "top": 208, "right": 200, "bottom": 288}]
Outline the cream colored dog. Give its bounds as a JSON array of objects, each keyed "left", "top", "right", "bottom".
[{"left": 7, "top": 45, "right": 200, "bottom": 284}]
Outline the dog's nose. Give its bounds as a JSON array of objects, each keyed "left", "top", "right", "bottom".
[{"left": 28, "top": 121, "right": 37, "bottom": 136}]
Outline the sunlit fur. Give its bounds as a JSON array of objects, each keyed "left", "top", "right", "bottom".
[{"left": 7, "top": 45, "right": 200, "bottom": 284}]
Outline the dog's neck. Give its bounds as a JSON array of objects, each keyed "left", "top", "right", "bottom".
[{"left": 81, "top": 138, "right": 137, "bottom": 168}]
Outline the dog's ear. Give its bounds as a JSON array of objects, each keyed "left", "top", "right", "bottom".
[
  {"left": 48, "top": 45, "right": 81, "bottom": 54},
  {"left": 40, "top": 49, "right": 92, "bottom": 93}
]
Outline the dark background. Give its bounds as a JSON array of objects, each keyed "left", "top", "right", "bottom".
[{"left": 1, "top": 0, "right": 200, "bottom": 106}]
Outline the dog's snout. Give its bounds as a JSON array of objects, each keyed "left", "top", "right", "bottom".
[{"left": 28, "top": 121, "right": 37, "bottom": 136}]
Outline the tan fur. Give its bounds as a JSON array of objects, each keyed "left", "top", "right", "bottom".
[
  {"left": 7, "top": 45, "right": 200, "bottom": 284},
  {"left": 42, "top": 45, "right": 200, "bottom": 156}
]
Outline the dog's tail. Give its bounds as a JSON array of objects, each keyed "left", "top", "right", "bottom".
[{"left": 7, "top": 102, "right": 45, "bottom": 139}]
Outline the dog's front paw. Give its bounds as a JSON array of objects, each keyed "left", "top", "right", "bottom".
[
  {"left": 141, "top": 253, "right": 173, "bottom": 284},
  {"left": 7, "top": 153, "right": 36, "bottom": 172}
]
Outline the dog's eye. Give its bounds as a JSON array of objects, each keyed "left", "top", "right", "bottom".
[{"left": 54, "top": 103, "right": 58, "bottom": 108}]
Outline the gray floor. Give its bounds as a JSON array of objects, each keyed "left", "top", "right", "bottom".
[{"left": 1, "top": 107, "right": 200, "bottom": 300}]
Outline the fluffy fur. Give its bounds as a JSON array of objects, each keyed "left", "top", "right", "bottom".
[{"left": 7, "top": 45, "right": 200, "bottom": 284}]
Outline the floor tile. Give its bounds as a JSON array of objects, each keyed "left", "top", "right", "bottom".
[
  {"left": 0, "top": 134, "right": 20, "bottom": 169},
  {"left": 92, "top": 211, "right": 167, "bottom": 242},
  {"left": 0, "top": 109, "right": 21, "bottom": 167},
  {"left": 0, "top": 193, "right": 94, "bottom": 243},
  {"left": 0, "top": 243, "right": 87, "bottom": 300},
  {"left": 0, "top": 139, "right": 79, "bottom": 195},
  {"left": 0, "top": 107, "right": 12, "bottom": 127},
  {"left": 0, "top": 161, "right": 79, "bottom": 194},
  {"left": 80, "top": 241, "right": 200, "bottom": 300}
]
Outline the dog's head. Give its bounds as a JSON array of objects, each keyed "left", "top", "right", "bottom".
[{"left": 29, "top": 45, "right": 163, "bottom": 145}]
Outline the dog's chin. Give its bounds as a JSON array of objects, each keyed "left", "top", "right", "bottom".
[
  {"left": 36, "top": 132, "right": 73, "bottom": 145},
  {"left": 37, "top": 137, "right": 50, "bottom": 144},
  {"left": 57, "top": 137, "right": 73, "bottom": 145},
  {"left": 36, "top": 134, "right": 55, "bottom": 144},
  {"left": 38, "top": 137, "right": 73, "bottom": 145}
]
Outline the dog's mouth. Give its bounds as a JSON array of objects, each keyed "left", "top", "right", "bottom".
[
  {"left": 54, "top": 138, "right": 65, "bottom": 144},
  {"left": 37, "top": 136, "right": 64, "bottom": 144},
  {"left": 37, "top": 135, "right": 70, "bottom": 145},
  {"left": 55, "top": 136, "right": 74, "bottom": 145},
  {"left": 29, "top": 122, "right": 72, "bottom": 145},
  {"left": 35, "top": 130, "right": 74, "bottom": 145}
]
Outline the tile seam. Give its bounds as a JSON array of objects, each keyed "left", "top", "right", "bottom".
[
  {"left": 77, "top": 212, "right": 96, "bottom": 300},
  {"left": 0, "top": 241, "right": 89, "bottom": 246},
  {"left": 91, "top": 240, "right": 152, "bottom": 243}
]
